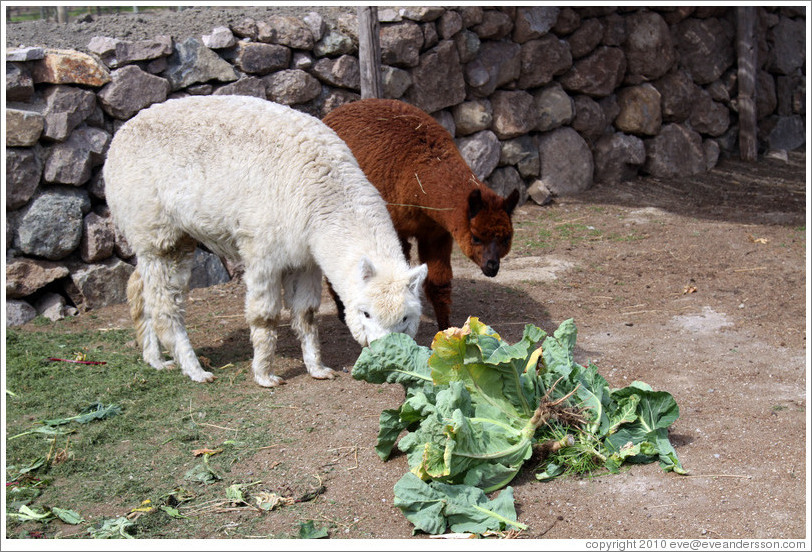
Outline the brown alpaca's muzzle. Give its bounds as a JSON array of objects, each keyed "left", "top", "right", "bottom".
[{"left": 482, "top": 258, "right": 500, "bottom": 277}]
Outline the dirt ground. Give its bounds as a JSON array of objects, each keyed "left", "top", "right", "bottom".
[
  {"left": 26, "top": 150, "right": 807, "bottom": 540},
  {"left": 5, "top": 7, "right": 809, "bottom": 541}
]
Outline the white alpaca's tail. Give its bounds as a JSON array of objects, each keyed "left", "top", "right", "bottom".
[{"left": 126, "top": 268, "right": 148, "bottom": 349}]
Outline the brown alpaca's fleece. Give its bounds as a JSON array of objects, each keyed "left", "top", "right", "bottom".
[{"left": 323, "top": 98, "right": 519, "bottom": 330}]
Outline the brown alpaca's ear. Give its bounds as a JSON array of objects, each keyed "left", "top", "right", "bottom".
[
  {"left": 468, "top": 188, "right": 483, "bottom": 219},
  {"left": 504, "top": 189, "right": 520, "bottom": 216}
]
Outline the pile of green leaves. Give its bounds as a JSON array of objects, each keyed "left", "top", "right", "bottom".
[
  {"left": 8, "top": 402, "right": 121, "bottom": 441},
  {"left": 352, "top": 317, "right": 685, "bottom": 534}
]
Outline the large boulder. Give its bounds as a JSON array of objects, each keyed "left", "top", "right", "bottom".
[
  {"left": 499, "top": 135, "right": 539, "bottom": 179},
  {"left": 6, "top": 148, "right": 42, "bottom": 210},
  {"left": 517, "top": 35, "right": 572, "bottom": 89},
  {"left": 689, "top": 88, "right": 730, "bottom": 137},
  {"left": 643, "top": 123, "right": 706, "bottom": 177},
  {"left": 7, "top": 300, "right": 37, "bottom": 327},
  {"left": 538, "top": 127, "right": 593, "bottom": 196},
  {"left": 65, "top": 257, "right": 135, "bottom": 310},
  {"left": 490, "top": 90, "right": 536, "bottom": 139},
  {"left": 380, "top": 21, "right": 423, "bottom": 68},
  {"left": 512, "top": 6, "right": 559, "bottom": 43},
  {"left": 403, "top": 40, "right": 466, "bottom": 113},
  {"left": 163, "top": 37, "right": 238, "bottom": 91},
  {"left": 190, "top": 248, "right": 231, "bottom": 289},
  {"left": 6, "top": 108, "right": 44, "bottom": 147},
  {"left": 97, "top": 65, "right": 171, "bottom": 119},
  {"left": 623, "top": 11, "right": 676, "bottom": 83},
  {"left": 533, "top": 83, "right": 575, "bottom": 132},
  {"left": 653, "top": 70, "right": 698, "bottom": 123},
  {"left": 615, "top": 84, "right": 662, "bottom": 136},
  {"left": 452, "top": 100, "right": 493, "bottom": 137},
  {"left": 43, "top": 126, "right": 110, "bottom": 186},
  {"left": 6, "top": 257, "right": 69, "bottom": 299},
  {"left": 311, "top": 55, "right": 360, "bottom": 90},
  {"left": 464, "top": 40, "right": 521, "bottom": 97},
  {"left": 15, "top": 188, "right": 90, "bottom": 260},
  {"left": 263, "top": 69, "right": 321, "bottom": 105},
  {"left": 223, "top": 42, "right": 290, "bottom": 75},
  {"left": 40, "top": 85, "right": 97, "bottom": 141},
  {"left": 674, "top": 18, "right": 734, "bottom": 85},
  {"left": 79, "top": 212, "right": 115, "bottom": 263},
  {"left": 30, "top": 48, "right": 110, "bottom": 86},
  {"left": 766, "top": 16, "right": 805, "bottom": 76},
  {"left": 593, "top": 132, "right": 646, "bottom": 184},
  {"left": 456, "top": 130, "right": 501, "bottom": 181},
  {"left": 560, "top": 46, "right": 626, "bottom": 97}
]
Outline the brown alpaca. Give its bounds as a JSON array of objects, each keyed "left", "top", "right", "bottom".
[{"left": 323, "top": 98, "right": 519, "bottom": 330}]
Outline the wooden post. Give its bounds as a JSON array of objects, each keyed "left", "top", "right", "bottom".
[
  {"left": 358, "top": 7, "right": 382, "bottom": 99},
  {"left": 56, "top": 6, "right": 69, "bottom": 24},
  {"left": 736, "top": 6, "right": 758, "bottom": 161}
]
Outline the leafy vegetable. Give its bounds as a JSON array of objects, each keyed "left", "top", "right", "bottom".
[
  {"left": 184, "top": 454, "right": 221, "bottom": 485},
  {"left": 88, "top": 516, "right": 135, "bottom": 539},
  {"left": 41, "top": 402, "right": 121, "bottom": 426},
  {"left": 353, "top": 317, "right": 686, "bottom": 534},
  {"left": 8, "top": 425, "right": 76, "bottom": 441},
  {"left": 297, "top": 520, "right": 328, "bottom": 539},
  {"left": 6, "top": 505, "right": 53, "bottom": 523},
  {"left": 51, "top": 507, "right": 84, "bottom": 525},
  {"left": 394, "top": 473, "right": 526, "bottom": 535},
  {"left": 4, "top": 504, "right": 82, "bottom": 526},
  {"left": 9, "top": 402, "right": 121, "bottom": 440}
]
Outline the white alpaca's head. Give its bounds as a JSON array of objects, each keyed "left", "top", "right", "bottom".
[{"left": 344, "top": 257, "right": 427, "bottom": 346}]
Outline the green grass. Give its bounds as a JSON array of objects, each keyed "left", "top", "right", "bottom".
[
  {"left": 5, "top": 327, "right": 291, "bottom": 539},
  {"left": 514, "top": 216, "right": 610, "bottom": 252}
]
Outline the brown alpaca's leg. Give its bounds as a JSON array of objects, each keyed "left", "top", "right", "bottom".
[
  {"left": 326, "top": 279, "right": 346, "bottom": 324},
  {"left": 417, "top": 233, "right": 454, "bottom": 330}
]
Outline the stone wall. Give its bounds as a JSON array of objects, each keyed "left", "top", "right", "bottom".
[{"left": 5, "top": 6, "right": 807, "bottom": 325}]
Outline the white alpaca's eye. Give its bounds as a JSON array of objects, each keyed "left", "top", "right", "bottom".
[{"left": 363, "top": 311, "right": 371, "bottom": 319}]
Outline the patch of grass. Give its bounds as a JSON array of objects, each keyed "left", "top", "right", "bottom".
[
  {"left": 4, "top": 327, "right": 288, "bottom": 539},
  {"left": 606, "top": 230, "right": 648, "bottom": 242},
  {"left": 514, "top": 218, "right": 606, "bottom": 252}
]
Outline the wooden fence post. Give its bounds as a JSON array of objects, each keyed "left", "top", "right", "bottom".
[
  {"left": 358, "top": 7, "right": 382, "bottom": 99},
  {"left": 736, "top": 6, "right": 758, "bottom": 161}
]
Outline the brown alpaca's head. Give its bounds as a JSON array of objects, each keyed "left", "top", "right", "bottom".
[{"left": 463, "top": 188, "right": 520, "bottom": 277}]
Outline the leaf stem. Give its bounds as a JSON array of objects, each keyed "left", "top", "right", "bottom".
[{"left": 470, "top": 504, "right": 529, "bottom": 531}]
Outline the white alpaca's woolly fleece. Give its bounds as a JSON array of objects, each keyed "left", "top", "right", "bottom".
[{"left": 104, "top": 95, "right": 426, "bottom": 387}]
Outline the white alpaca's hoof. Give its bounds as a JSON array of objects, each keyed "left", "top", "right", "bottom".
[
  {"left": 255, "top": 373, "right": 285, "bottom": 388},
  {"left": 309, "top": 365, "right": 337, "bottom": 380},
  {"left": 187, "top": 370, "right": 215, "bottom": 383},
  {"left": 145, "top": 355, "right": 175, "bottom": 370}
]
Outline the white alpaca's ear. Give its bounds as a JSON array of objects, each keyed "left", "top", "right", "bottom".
[
  {"left": 408, "top": 264, "right": 428, "bottom": 293},
  {"left": 358, "top": 256, "right": 376, "bottom": 283}
]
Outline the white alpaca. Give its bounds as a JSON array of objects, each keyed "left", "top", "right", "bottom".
[{"left": 104, "top": 95, "right": 427, "bottom": 387}]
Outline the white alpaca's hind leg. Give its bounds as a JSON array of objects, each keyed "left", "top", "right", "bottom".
[
  {"left": 244, "top": 267, "right": 284, "bottom": 387},
  {"left": 127, "top": 268, "right": 172, "bottom": 369},
  {"left": 142, "top": 319, "right": 173, "bottom": 369},
  {"left": 140, "top": 253, "right": 213, "bottom": 382},
  {"left": 284, "top": 268, "right": 335, "bottom": 380}
]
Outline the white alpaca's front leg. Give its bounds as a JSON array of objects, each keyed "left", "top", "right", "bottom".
[
  {"left": 245, "top": 267, "right": 285, "bottom": 387},
  {"left": 295, "top": 308, "right": 336, "bottom": 380},
  {"left": 284, "top": 268, "right": 335, "bottom": 380},
  {"left": 249, "top": 319, "right": 285, "bottom": 387}
]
